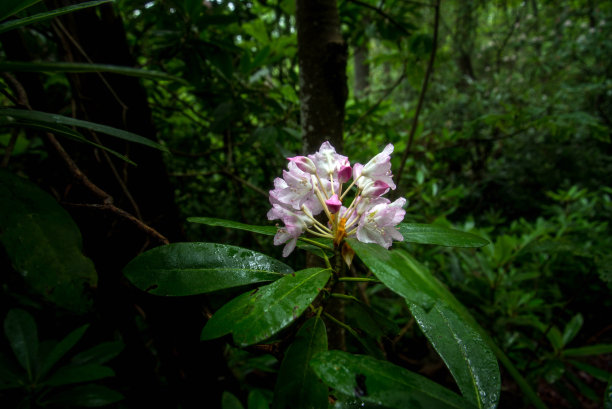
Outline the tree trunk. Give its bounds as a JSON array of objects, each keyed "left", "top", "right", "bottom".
[
  {"left": 296, "top": 0, "right": 348, "bottom": 350},
  {"left": 296, "top": 0, "right": 348, "bottom": 153}
]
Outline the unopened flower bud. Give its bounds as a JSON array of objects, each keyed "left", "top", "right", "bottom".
[
  {"left": 325, "top": 194, "right": 342, "bottom": 214},
  {"left": 362, "top": 180, "right": 390, "bottom": 197},
  {"left": 288, "top": 156, "right": 317, "bottom": 174},
  {"left": 338, "top": 165, "right": 352, "bottom": 183}
]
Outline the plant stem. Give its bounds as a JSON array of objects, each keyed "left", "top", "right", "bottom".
[
  {"left": 323, "top": 312, "right": 359, "bottom": 339},
  {"left": 331, "top": 293, "right": 360, "bottom": 303},
  {"left": 338, "top": 277, "right": 380, "bottom": 283}
]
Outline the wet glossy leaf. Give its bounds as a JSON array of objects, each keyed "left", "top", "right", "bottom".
[
  {"left": 37, "top": 324, "right": 89, "bottom": 380},
  {"left": 201, "top": 268, "right": 331, "bottom": 346},
  {"left": 41, "top": 364, "right": 114, "bottom": 386},
  {"left": 43, "top": 384, "right": 124, "bottom": 407},
  {"left": 0, "top": 170, "right": 97, "bottom": 313},
  {"left": 188, "top": 216, "right": 277, "bottom": 236},
  {"left": 3, "top": 309, "right": 38, "bottom": 380},
  {"left": 310, "top": 351, "right": 477, "bottom": 409},
  {"left": 124, "top": 242, "right": 292, "bottom": 296},
  {"left": 410, "top": 303, "right": 499, "bottom": 409},
  {"left": 398, "top": 223, "right": 489, "bottom": 247},
  {"left": 349, "top": 241, "right": 500, "bottom": 409},
  {"left": 272, "top": 317, "right": 328, "bottom": 409}
]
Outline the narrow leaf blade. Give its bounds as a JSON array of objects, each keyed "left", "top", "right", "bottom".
[
  {"left": 42, "top": 364, "right": 114, "bottom": 386},
  {"left": 562, "top": 344, "right": 612, "bottom": 357},
  {"left": 38, "top": 324, "right": 89, "bottom": 380},
  {"left": 43, "top": 384, "right": 124, "bottom": 407},
  {"left": 0, "top": 1, "right": 112, "bottom": 34},
  {"left": 0, "top": 61, "right": 184, "bottom": 83},
  {"left": 0, "top": 108, "right": 168, "bottom": 152},
  {"left": 187, "top": 217, "right": 277, "bottom": 236}
]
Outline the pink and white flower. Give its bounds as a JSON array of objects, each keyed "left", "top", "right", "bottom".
[{"left": 268, "top": 141, "right": 405, "bottom": 256}]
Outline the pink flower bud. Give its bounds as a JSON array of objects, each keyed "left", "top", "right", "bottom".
[
  {"left": 362, "top": 180, "right": 390, "bottom": 197},
  {"left": 288, "top": 156, "right": 317, "bottom": 174},
  {"left": 338, "top": 165, "right": 352, "bottom": 183},
  {"left": 325, "top": 194, "right": 342, "bottom": 214}
]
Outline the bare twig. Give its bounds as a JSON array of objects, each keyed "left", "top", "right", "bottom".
[
  {"left": 396, "top": 0, "right": 441, "bottom": 184},
  {"left": 5, "top": 75, "right": 168, "bottom": 245},
  {"left": 346, "top": 0, "right": 428, "bottom": 37},
  {"left": 349, "top": 67, "right": 406, "bottom": 135},
  {"left": 53, "top": 20, "right": 129, "bottom": 124},
  {"left": 63, "top": 202, "right": 168, "bottom": 244}
]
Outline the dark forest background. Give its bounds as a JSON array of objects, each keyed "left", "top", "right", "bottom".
[{"left": 1, "top": 0, "right": 611, "bottom": 408}]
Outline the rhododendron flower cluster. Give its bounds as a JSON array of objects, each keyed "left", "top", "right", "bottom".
[{"left": 268, "top": 141, "right": 406, "bottom": 256}]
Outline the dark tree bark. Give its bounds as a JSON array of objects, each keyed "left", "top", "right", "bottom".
[
  {"left": 296, "top": 0, "right": 348, "bottom": 153},
  {"left": 296, "top": 0, "right": 348, "bottom": 351},
  {"left": 3, "top": 1, "right": 234, "bottom": 407}
]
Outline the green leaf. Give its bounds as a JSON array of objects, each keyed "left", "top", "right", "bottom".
[
  {"left": 0, "top": 0, "right": 42, "bottom": 22},
  {"left": 0, "top": 351, "right": 26, "bottom": 388},
  {"left": 349, "top": 241, "right": 500, "bottom": 409},
  {"left": 561, "top": 313, "right": 583, "bottom": 347},
  {"left": 37, "top": 324, "right": 89, "bottom": 380},
  {"left": 41, "top": 364, "right": 114, "bottom": 386},
  {"left": 70, "top": 341, "right": 124, "bottom": 366},
  {"left": 565, "top": 370, "right": 600, "bottom": 402},
  {"left": 187, "top": 217, "right": 277, "bottom": 236},
  {"left": 0, "top": 61, "right": 184, "bottom": 83},
  {"left": 0, "top": 170, "right": 97, "bottom": 313},
  {"left": 0, "top": 1, "right": 112, "bottom": 34},
  {"left": 124, "top": 242, "right": 292, "bottom": 296},
  {"left": 248, "top": 390, "right": 270, "bottom": 409},
  {"left": 0, "top": 108, "right": 168, "bottom": 152},
  {"left": 43, "top": 384, "right": 124, "bottom": 407},
  {"left": 201, "top": 268, "right": 332, "bottom": 346},
  {"left": 409, "top": 302, "right": 499, "bottom": 409},
  {"left": 223, "top": 391, "right": 245, "bottom": 409},
  {"left": 568, "top": 360, "right": 611, "bottom": 383},
  {"left": 346, "top": 300, "right": 399, "bottom": 339},
  {"left": 398, "top": 223, "right": 489, "bottom": 247},
  {"left": 562, "top": 344, "right": 612, "bottom": 357},
  {"left": 547, "top": 327, "right": 564, "bottom": 352},
  {"left": 310, "top": 351, "right": 477, "bottom": 409},
  {"left": 0, "top": 118, "right": 137, "bottom": 165},
  {"left": 3, "top": 309, "right": 38, "bottom": 380},
  {"left": 272, "top": 317, "right": 328, "bottom": 409}
]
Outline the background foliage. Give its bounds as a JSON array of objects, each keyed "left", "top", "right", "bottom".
[{"left": 1, "top": 0, "right": 611, "bottom": 408}]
